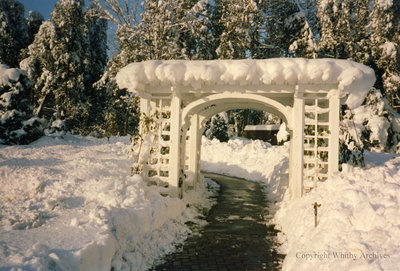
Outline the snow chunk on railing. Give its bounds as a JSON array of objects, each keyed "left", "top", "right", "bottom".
[{"left": 116, "top": 58, "right": 375, "bottom": 109}]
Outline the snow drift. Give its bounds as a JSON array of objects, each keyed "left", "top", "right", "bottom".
[
  {"left": 0, "top": 135, "right": 217, "bottom": 271},
  {"left": 2, "top": 135, "right": 400, "bottom": 271},
  {"left": 200, "top": 137, "right": 400, "bottom": 271}
]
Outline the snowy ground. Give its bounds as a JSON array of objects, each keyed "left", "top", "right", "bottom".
[
  {"left": 202, "top": 137, "right": 400, "bottom": 271},
  {"left": 0, "top": 135, "right": 217, "bottom": 271},
  {"left": 274, "top": 152, "right": 400, "bottom": 271},
  {"left": 1, "top": 135, "right": 400, "bottom": 270}
]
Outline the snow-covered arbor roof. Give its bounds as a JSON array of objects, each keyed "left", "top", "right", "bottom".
[{"left": 117, "top": 58, "right": 375, "bottom": 109}]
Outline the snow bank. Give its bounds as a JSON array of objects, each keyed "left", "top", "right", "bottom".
[
  {"left": 0, "top": 135, "right": 216, "bottom": 271},
  {"left": 201, "top": 137, "right": 400, "bottom": 270},
  {"left": 3, "top": 134, "right": 399, "bottom": 270},
  {"left": 201, "top": 137, "right": 289, "bottom": 201},
  {"left": 116, "top": 58, "right": 375, "bottom": 109},
  {"left": 274, "top": 154, "right": 400, "bottom": 271}
]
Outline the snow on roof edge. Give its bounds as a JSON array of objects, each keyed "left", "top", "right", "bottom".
[{"left": 116, "top": 58, "right": 376, "bottom": 109}]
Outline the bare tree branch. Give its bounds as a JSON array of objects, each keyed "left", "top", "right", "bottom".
[{"left": 91, "top": 0, "right": 141, "bottom": 29}]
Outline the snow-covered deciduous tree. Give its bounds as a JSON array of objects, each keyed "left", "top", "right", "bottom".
[
  {"left": 93, "top": 0, "right": 215, "bottom": 137},
  {"left": 0, "top": 0, "right": 29, "bottom": 67},
  {"left": 0, "top": 65, "right": 43, "bottom": 144},
  {"left": 138, "top": 0, "right": 183, "bottom": 60},
  {"left": 369, "top": 0, "right": 400, "bottom": 109}
]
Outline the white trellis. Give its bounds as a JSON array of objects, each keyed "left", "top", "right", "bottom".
[{"left": 117, "top": 58, "right": 375, "bottom": 198}]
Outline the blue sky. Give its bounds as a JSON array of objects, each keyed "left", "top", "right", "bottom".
[{"left": 18, "top": 0, "right": 60, "bottom": 19}]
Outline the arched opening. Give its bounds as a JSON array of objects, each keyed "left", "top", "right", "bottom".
[
  {"left": 179, "top": 93, "right": 295, "bottom": 198},
  {"left": 181, "top": 93, "right": 292, "bottom": 130}
]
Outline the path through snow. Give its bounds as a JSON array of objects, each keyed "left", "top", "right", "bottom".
[{"left": 152, "top": 173, "right": 284, "bottom": 271}]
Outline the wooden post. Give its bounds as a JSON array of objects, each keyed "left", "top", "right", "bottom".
[
  {"left": 188, "top": 114, "right": 200, "bottom": 185},
  {"left": 329, "top": 89, "right": 340, "bottom": 176},
  {"left": 139, "top": 97, "right": 151, "bottom": 178},
  {"left": 290, "top": 86, "right": 304, "bottom": 198},
  {"left": 169, "top": 93, "right": 182, "bottom": 198}
]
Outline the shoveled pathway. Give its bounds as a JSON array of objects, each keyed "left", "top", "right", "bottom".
[{"left": 151, "top": 173, "right": 285, "bottom": 271}]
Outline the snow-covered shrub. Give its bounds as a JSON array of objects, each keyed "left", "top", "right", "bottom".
[
  {"left": 277, "top": 122, "right": 290, "bottom": 145},
  {"left": 204, "top": 113, "right": 229, "bottom": 142},
  {"left": 0, "top": 64, "right": 43, "bottom": 144},
  {"left": 340, "top": 88, "right": 400, "bottom": 164},
  {"left": 45, "top": 119, "right": 67, "bottom": 137}
]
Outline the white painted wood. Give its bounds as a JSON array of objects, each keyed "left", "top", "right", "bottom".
[
  {"left": 127, "top": 60, "right": 375, "bottom": 198},
  {"left": 329, "top": 89, "right": 340, "bottom": 176},
  {"left": 140, "top": 98, "right": 150, "bottom": 118},
  {"left": 290, "top": 86, "right": 305, "bottom": 198},
  {"left": 188, "top": 114, "right": 200, "bottom": 185},
  {"left": 169, "top": 94, "right": 182, "bottom": 198},
  {"left": 181, "top": 92, "right": 292, "bottom": 128}
]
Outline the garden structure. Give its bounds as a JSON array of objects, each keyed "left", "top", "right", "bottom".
[{"left": 117, "top": 58, "right": 375, "bottom": 198}]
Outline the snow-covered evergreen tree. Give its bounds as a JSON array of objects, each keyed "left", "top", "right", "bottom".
[
  {"left": 204, "top": 113, "right": 229, "bottom": 142},
  {"left": 259, "top": 0, "right": 304, "bottom": 57},
  {"left": 214, "top": 0, "right": 262, "bottom": 59},
  {"left": 0, "top": 0, "right": 29, "bottom": 67},
  {"left": 49, "top": 0, "right": 89, "bottom": 131},
  {"left": 19, "top": 10, "right": 45, "bottom": 60},
  {"left": 20, "top": 21, "right": 57, "bottom": 118},
  {"left": 85, "top": 6, "right": 108, "bottom": 87},
  {"left": 286, "top": 0, "right": 319, "bottom": 58},
  {"left": 93, "top": 58, "right": 140, "bottom": 137},
  {"left": 134, "top": 0, "right": 209, "bottom": 60},
  {"left": 369, "top": 0, "right": 400, "bottom": 109},
  {"left": 85, "top": 6, "right": 108, "bottom": 128},
  {"left": 181, "top": 0, "right": 216, "bottom": 60},
  {"left": 340, "top": 89, "right": 400, "bottom": 165},
  {"left": 0, "top": 64, "right": 43, "bottom": 144},
  {"left": 27, "top": 11, "right": 44, "bottom": 45},
  {"left": 22, "top": 0, "right": 108, "bottom": 134},
  {"left": 317, "top": 0, "right": 370, "bottom": 61}
]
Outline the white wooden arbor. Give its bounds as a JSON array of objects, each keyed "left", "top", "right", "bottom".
[{"left": 117, "top": 58, "right": 375, "bottom": 198}]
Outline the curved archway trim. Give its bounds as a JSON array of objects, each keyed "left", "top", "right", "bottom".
[{"left": 182, "top": 93, "right": 292, "bottom": 130}]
